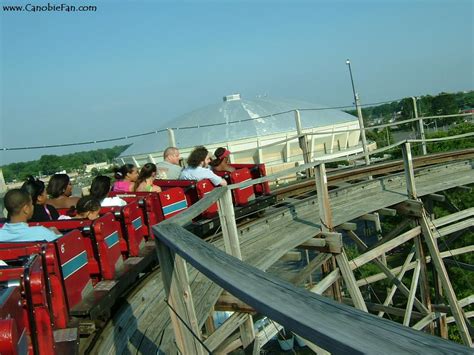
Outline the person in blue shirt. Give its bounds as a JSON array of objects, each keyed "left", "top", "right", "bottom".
[
  {"left": 179, "top": 146, "right": 227, "bottom": 186},
  {"left": 0, "top": 189, "right": 60, "bottom": 242}
]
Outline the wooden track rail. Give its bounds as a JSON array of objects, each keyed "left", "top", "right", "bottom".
[{"left": 154, "top": 222, "right": 472, "bottom": 354}]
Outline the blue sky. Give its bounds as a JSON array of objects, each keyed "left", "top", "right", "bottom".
[{"left": 1, "top": 0, "right": 473, "bottom": 164}]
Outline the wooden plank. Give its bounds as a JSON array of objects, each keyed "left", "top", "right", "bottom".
[
  {"left": 356, "top": 245, "right": 474, "bottom": 287},
  {"left": 446, "top": 311, "right": 474, "bottom": 324},
  {"left": 412, "top": 313, "right": 442, "bottom": 331},
  {"left": 403, "top": 260, "right": 421, "bottom": 326},
  {"left": 155, "top": 223, "right": 472, "bottom": 354},
  {"left": 377, "top": 207, "right": 397, "bottom": 216},
  {"left": 347, "top": 231, "right": 428, "bottom": 315},
  {"left": 335, "top": 251, "right": 368, "bottom": 312},
  {"left": 155, "top": 242, "right": 206, "bottom": 355},
  {"left": 217, "top": 188, "right": 255, "bottom": 348},
  {"left": 393, "top": 200, "right": 424, "bottom": 217},
  {"left": 315, "top": 163, "right": 333, "bottom": 231},
  {"left": 432, "top": 207, "right": 474, "bottom": 228},
  {"left": 204, "top": 312, "right": 249, "bottom": 352},
  {"left": 215, "top": 293, "right": 254, "bottom": 313},
  {"left": 310, "top": 269, "right": 340, "bottom": 295},
  {"left": 426, "top": 193, "right": 446, "bottom": 202},
  {"left": 402, "top": 142, "right": 417, "bottom": 199},
  {"left": 279, "top": 251, "right": 302, "bottom": 262},
  {"left": 414, "top": 234, "right": 434, "bottom": 333},
  {"left": 378, "top": 251, "right": 415, "bottom": 318},
  {"left": 337, "top": 222, "right": 357, "bottom": 230},
  {"left": 290, "top": 253, "right": 332, "bottom": 286},
  {"left": 419, "top": 212, "right": 473, "bottom": 347},
  {"left": 435, "top": 219, "right": 474, "bottom": 237},
  {"left": 350, "top": 227, "right": 421, "bottom": 269}
]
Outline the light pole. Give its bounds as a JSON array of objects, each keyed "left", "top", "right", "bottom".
[
  {"left": 411, "top": 96, "right": 427, "bottom": 155},
  {"left": 346, "top": 59, "right": 370, "bottom": 166}
]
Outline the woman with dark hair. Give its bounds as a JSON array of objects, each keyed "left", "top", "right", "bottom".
[
  {"left": 210, "top": 147, "right": 235, "bottom": 173},
  {"left": 46, "top": 173, "right": 80, "bottom": 209},
  {"left": 21, "top": 176, "right": 59, "bottom": 222},
  {"left": 112, "top": 164, "right": 138, "bottom": 193},
  {"left": 179, "top": 146, "right": 227, "bottom": 186},
  {"left": 134, "top": 163, "right": 162, "bottom": 192},
  {"left": 68, "top": 196, "right": 101, "bottom": 221},
  {"left": 90, "top": 175, "right": 126, "bottom": 206}
]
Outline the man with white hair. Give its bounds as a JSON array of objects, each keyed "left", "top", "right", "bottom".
[{"left": 156, "top": 147, "right": 183, "bottom": 179}]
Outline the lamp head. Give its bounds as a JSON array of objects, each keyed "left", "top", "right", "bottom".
[{"left": 346, "top": 59, "right": 351, "bottom": 65}]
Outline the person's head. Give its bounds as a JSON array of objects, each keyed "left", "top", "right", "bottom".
[
  {"left": 134, "top": 163, "right": 157, "bottom": 190},
  {"left": 47, "top": 174, "right": 72, "bottom": 199},
  {"left": 4, "top": 189, "right": 33, "bottom": 221},
  {"left": 114, "top": 164, "right": 138, "bottom": 182},
  {"left": 187, "top": 146, "right": 210, "bottom": 168},
  {"left": 164, "top": 147, "right": 180, "bottom": 165},
  {"left": 210, "top": 147, "right": 231, "bottom": 167},
  {"left": 90, "top": 175, "right": 112, "bottom": 201},
  {"left": 72, "top": 196, "right": 101, "bottom": 220},
  {"left": 21, "top": 176, "right": 47, "bottom": 205}
]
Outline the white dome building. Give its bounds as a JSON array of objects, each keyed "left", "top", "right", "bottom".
[{"left": 118, "top": 94, "right": 365, "bottom": 172}]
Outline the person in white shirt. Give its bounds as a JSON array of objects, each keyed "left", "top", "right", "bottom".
[
  {"left": 157, "top": 147, "right": 183, "bottom": 179},
  {"left": 90, "top": 176, "right": 127, "bottom": 207},
  {"left": 179, "top": 146, "right": 227, "bottom": 186}
]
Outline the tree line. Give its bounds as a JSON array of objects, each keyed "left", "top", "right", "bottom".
[
  {"left": 346, "top": 90, "right": 474, "bottom": 125},
  {"left": 1, "top": 145, "right": 130, "bottom": 183}
]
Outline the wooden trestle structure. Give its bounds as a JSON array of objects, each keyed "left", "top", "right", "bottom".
[{"left": 92, "top": 140, "right": 474, "bottom": 354}]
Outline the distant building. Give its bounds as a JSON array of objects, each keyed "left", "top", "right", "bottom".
[
  {"left": 118, "top": 94, "right": 369, "bottom": 173},
  {"left": 84, "top": 162, "right": 111, "bottom": 173}
]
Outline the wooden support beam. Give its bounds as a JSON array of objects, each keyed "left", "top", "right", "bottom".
[
  {"left": 290, "top": 253, "right": 332, "bottom": 286},
  {"left": 347, "top": 230, "right": 429, "bottom": 315},
  {"left": 356, "top": 245, "right": 474, "bottom": 287},
  {"left": 350, "top": 227, "right": 421, "bottom": 269},
  {"left": 413, "top": 234, "right": 434, "bottom": 333},
  {"left": 279, "top": 251, "right": 302, "bottom": 262},
  {"left": 204, "top": 315, "right": 215, "bottom": 336},
  {"left": 412, "top": 312, "right": 443, "bottom": 331},
  {"left": 343, "top": 298, "right": 424, "bottom": 320},
  {"left": 456, "top": 185, "right": 472, "bottom": 192},
  {"left": 217, "top": 188, "right": 255, "bottom": 348},
  {"left": 432, "top": 207, "right": 474, "bottom": 228},
  {"left": 446, "top": 311, "right": 474, "bottom": 324},
  {"left": 378, "top": 251, "right": 416, "bottom": 318},
  {"left": 393, "top": 200, "right": 424, "bottom": 217},
  {"left": 371, "top": 219, "right": 412, "bottom": 249},
  {"left": 310, "top": 269, "right": 340, "bottom": 295},
  {"left": 403, "top": 260, "right": 421, "bottom": 326},
  {"left": 204, "top": 312, "right": 249, "bottom": 352},
  {"left": 402, "top": 142, "right": 417, "bottom": 199},
  {"left": 419, "top": 211, "right": 473, "bottom": 347},
  {"left": 435, "top": 219, "right": 474, "bottom": 238},
  {"left": 215, "top": 293, "right": 255, "bottom": 313},
  {"left": 335, "top": 251, "right": 368, "bottom": 312},
  {"left": 377, "top": 207, "right": 397, "bottom": 216},
  {"left": 155, "top": 243, "right": 206, "bottom": 355},
  {"left": 218, "top": 188, "right": 243, "bottom": 259},
  {"left": 426, "top": 193, "right": 446, "bottom": 202},
  {"left": 300, "top": 238, "right": 327, "bottom": 249},
  {"left": 337, "top": 222, "right": 357, "bottom": 231},
  {"left": 314, "top": 163, "right": 333, "bottom": 231},
  {"left": 214, "top": 332, "right": 242, "bottom": 354}
]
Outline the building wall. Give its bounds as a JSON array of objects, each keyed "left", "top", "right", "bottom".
[{"left": 117, "top": 120, "right": 364, "bottom": 168}]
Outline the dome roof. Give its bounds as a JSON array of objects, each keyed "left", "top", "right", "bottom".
[{"left": 120, "top": 95, "right": 357, "bottom": 157}]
